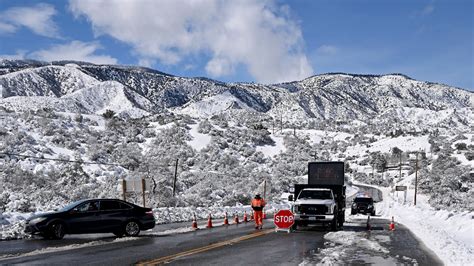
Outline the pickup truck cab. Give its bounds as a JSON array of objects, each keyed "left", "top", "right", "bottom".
[{"left": 291, "top": 188, "right": 338, "bottom": 229}]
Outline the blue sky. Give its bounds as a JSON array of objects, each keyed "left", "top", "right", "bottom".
[{"left": 0, "top": 0, "right": 472, "bottom": 90}]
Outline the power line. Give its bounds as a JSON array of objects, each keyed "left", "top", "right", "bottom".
[
  {"left": 0, "top": 152, "right": 177, "bottom": 168},
  {"left": 0, "top": 152, "right": 120, "bottom": 166}
]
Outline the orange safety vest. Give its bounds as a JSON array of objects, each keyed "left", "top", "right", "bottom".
[{"left": 251, "top": 198, "right": 266, "bottom": 211}]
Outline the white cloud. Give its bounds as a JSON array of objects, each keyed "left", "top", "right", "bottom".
[
  {"left": 0, "top": 50, "right": 27, "bottom": 60},
  {"left": 31, "top": 41, "right": 118, "bottom": 64},
  {"left": 0, "top": 3, "right": 59, "bottom": 37},
  {"left": 69, "top": 0, "right": 313, "bottom": 83},
  {"left": 206, "top": 57, "right": 234, "bottom": 77}
]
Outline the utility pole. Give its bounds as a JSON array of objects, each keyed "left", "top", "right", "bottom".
[
  {"left": 372, "top": 163, "right": 375, "bottom": 180},
  {"left": 272, "top": 118, "right": 275, "bottom": 134},
  {"left": 399, "top": 153, "right": 402, "bottom": 179},
  {"left": 263, "top": 179, "right": 267, "bottom": 200},
  {"left": 141, "top": 178, "right": 146, "bottom": 207},
  {"left": 172, "top": 158, "right": 179, "bottom": 197},
  {"left": 122, "top": 179, "right": 127, "bottom": 201},
  {"left": 280, "top": 114, "right": 283, "bottom": 133},
  {"left": 414, "top": 152, "right": 418, "bottom": 205}
]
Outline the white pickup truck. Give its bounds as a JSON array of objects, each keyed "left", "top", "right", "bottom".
[{"left": 291, "top": 188, "right": 339, "bottom": 230}]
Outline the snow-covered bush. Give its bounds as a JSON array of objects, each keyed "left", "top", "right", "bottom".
[{"left": 417, "top": 153, "right": 472, "bottom": 211}]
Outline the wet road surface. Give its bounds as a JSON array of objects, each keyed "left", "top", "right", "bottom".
[
  {"left": 0, "top": 185, "right": 442, "bottom": 265},
  {"left": 0, "top": 216, "right": 441, "bottom": 265}
]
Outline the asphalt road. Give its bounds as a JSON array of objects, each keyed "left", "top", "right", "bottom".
[
  {"left": 0, "top": 216, "right": 442, "bottom": 265},
  {"left": 0, "top": 185, "right": 442, "bottom": 265}
]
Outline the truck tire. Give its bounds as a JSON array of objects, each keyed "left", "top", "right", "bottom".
[
  {"left": 291, "top": 222, "right": 298, "bottom": 231},
  {"left": 338, "top": 213, "right": 344, "bottom": 228},
  {"left": 331, "top": 216, "right": 338, "bottom": 231}
]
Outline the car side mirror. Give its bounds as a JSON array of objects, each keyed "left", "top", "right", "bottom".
[{"left": 288, "top": 195, "right": 294, "bottom": 201}]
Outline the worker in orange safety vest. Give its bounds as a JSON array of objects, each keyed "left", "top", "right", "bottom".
[{"left": 251, "top": 194, "right": 266, "bottom": 229}]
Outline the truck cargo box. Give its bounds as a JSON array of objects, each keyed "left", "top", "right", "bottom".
[{"left": 308, "top": 162, "right": 344, "bottom": 186}]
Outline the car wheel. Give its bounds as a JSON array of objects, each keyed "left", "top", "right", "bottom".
[
  {"left": 371, "top": 211, "right": 376, "bottom": 216},
  {"left": 351, "top": 210, "right": 356, "bottom": 215},
  {"left": 124, "top": 221, "right": 140, "bottom": 237},
  {"left": 49, "top": 222, "right": 65, "bottom": 240}
]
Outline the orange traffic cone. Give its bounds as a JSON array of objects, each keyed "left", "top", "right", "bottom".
[
  {"left": 223, "top": 212, "right": 229, "bottom": 225},
  {"left": 192, "top": 213, "right": 198, "bottom": 230},
  {"left": 366, "top": 215, "right": 371, "bottom": 230},
  {"left": 234, "top": 213, "right": 240, "bottom": 224},
  {"left": 389, "top": 216, "right": 395, "bottom": 231},
  {"left": 243, "top": 211, "right": 248, "bottom": 223},
  {"left": 206, "top": 213, "right": 213, "bottom": 228}
]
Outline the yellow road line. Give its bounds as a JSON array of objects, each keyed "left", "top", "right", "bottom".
[{"left": 136, "top": 229, "right": 273, "bottom": 265}]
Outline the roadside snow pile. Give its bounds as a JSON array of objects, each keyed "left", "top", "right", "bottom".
[
  {"left": 301, "top": 231, "right": 389, "bottom": 265},
  {"left": 0, "top": 237, "right": 138, "bottom": 260},
  {"left": 325, "top": 231, "right": 389, "bottom": 253},
  {"left": 154, "top": 203, "right": 288, "bottom": 224},
  {"left": 377, "top": 186, "right": 474, "bottom": 265},
  {"left": 0, "top": 212, "right": 30, "bottom": 240}
]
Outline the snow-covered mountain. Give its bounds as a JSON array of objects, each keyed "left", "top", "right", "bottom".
[
  {"left": 1, "top": 60, "right": 472, "bottom": 252},
  {"left": 0, "top": 59, "right": 472, "bottom": 124}
]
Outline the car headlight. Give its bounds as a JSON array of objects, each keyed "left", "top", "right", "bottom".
[
  {"left": 352, "top": 203, "right": 357, "bottom": 208},
  {"left": 368, "top": 204, "right": 373, "bottom": 209},
  {"left": 292, "top": 205, "right": 299, "bottom": 213},
  {"left": 29, "top": 217, "right": 47, "bottom": 224},
  {"left": 326, "top": 204, "right": 333, "bottom": 214}
]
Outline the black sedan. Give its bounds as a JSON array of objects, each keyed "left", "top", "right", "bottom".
[{"left": 25, "top": 199, "right": 155, "bottom": 239}]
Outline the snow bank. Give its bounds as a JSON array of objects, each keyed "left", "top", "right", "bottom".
[
  {"left": 376, "top": 185, "right": 474, "bottom": 265},
  {"left": 0, "top": 237, "right": 138, "bottom": 260},
  {"left": 0, "top": 212, "right": 30, "bottom": 240},
  {"left": 153, "top": 203, "right": 288, "bottom": 224}
]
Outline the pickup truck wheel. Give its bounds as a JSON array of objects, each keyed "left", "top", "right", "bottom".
[
  {"left": 338, "top": 213, "right": 344, "bottom": 228},
  {"left": 291, "top": 222, "right": 298, "bottom": 231},
  {"left": 331, "top": 217, "right": 338, "bottom": 231}
]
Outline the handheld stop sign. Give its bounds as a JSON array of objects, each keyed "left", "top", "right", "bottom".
[{"left": 274, "top": 209, "right": 294, "bottom": 230}]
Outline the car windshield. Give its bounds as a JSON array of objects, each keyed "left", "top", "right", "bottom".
[
  {"left": 298, "top": 190, "right": 333, "bottom": 200},
  {"left": 354, "top": 197, "right": 373, "bottom": 203},
  {"left": 57, "top": 200, "right": 88, "bottom": 212}
]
